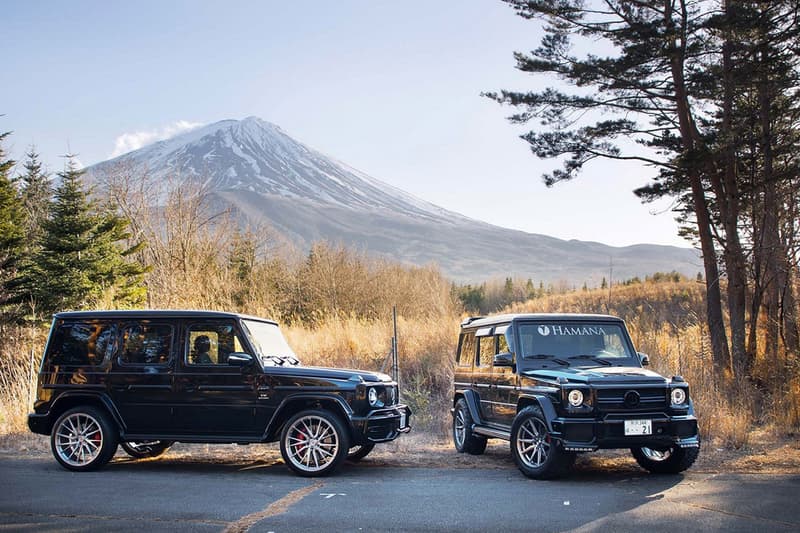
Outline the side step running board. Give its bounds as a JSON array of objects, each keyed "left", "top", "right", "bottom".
[{"left": 472, "top": 425, "right": 511, "bottom": 440}]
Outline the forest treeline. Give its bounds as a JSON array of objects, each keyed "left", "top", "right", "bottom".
[{"left": 489, "top": 0, "right": 800, "bottom": 383}]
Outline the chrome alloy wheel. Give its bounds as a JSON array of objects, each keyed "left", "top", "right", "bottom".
[
  {"left": 285, "top": 414, "right": 341, "bottom": 473},
  {"left": 515, "top": 416, "right": 551, "bottom": 468},
  {"left": 453, "top": 407, "right": 467, "bottom": 448},
  {"left": 54, "top": 412, "right": 104, "bottom": 467},
  {"left": 640, "top": 446, "right": 673, "bottom": 462}
]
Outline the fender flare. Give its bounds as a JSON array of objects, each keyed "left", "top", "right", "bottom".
[
  {"left": 517, "top": 393, "right": 559, "bottom": 432},
  {"left": 48, "top": 391, "right": 127, "bottom": 435},
  {"left": 453, "top": 388, "right": 484, "bottom": 426},
  {"left": 262, "top": 393, "right": 353, "bottom": 441}
]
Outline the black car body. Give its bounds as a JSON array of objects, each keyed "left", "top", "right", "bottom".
[
  {"left": 28, "top": 310, "right": 410, "bottom": 476},
  {"left": 452, "top": 313, "right": 699, "bottom": 478}
]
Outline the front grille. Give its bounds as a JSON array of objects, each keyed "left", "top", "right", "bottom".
[{"left": 596, "top": 387, "right": 668, "bottom": 411}]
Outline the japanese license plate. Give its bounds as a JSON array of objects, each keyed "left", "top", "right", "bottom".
[
  {"left": 624, "top": 419, "right": 652, "bottom": 436},
  {"left": 399, "top": 411, "right": 407, "bottom": 429}
]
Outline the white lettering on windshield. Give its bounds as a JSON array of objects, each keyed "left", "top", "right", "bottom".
[{"left": 540, "top": 325, "right": 607, "bottom": 336}]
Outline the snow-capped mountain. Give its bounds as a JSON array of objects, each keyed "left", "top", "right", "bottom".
[{"left": 89, "top": 117, "right": 699, "bottom": 283}]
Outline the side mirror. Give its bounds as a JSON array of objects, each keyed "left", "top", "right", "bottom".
[
  {"left": 227, "top": 352, "right": 254, "bottom": 367},
  {"left": 637, "top": 352, "right": 650, "bottom": 367},
  {"left": 493, "top": 352, "right": 514, "bottom": 367}
]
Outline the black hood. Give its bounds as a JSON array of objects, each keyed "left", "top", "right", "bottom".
[
  {"left": 522, "top": 366, "right": 668, "bottom": 386},
  {"left": 263, "top": 364, "right": 393, "bottom": 384}
]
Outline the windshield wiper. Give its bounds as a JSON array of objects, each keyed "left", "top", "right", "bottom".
[
  {"left": 526, "top": 353, "right": 569, "bottom": 366},
  {"left": 262, "top": 355, "right": 286, "bottom": 366},
  {"left": 568, "top": 354, "right": 612, "bottom": 366}
]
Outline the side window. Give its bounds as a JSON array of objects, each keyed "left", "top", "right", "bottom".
[
  {"left": 187, "top": 321, "right": 247, "bottom": 365},
  {"left": 497, "top": 333, "right": 510, "bottom": 354},
  {"left": 456, "top": 332, "right": 476, "bottom": 367},
  {"left": 478, "top": 336, "right": 496, "bottom": 367},
  {"left": 49, "top": 322, "right": 116, "bottom": 366},
  {"left": 119, "top": 323, "right": 173, "bottom": 365}
]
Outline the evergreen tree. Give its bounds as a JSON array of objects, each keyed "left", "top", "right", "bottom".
[
  {"left": 21, "top": 157, "right": 146, "bottom": 315},
  {"left": 0, "top": 131, "right": 25, "bottom": 316},
  {"left": 18, "top": 147, "right": 51, "bottom": 246}
]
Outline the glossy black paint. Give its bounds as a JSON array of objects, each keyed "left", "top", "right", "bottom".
[
  {"left": 29, "top": 310, "right": 410, "bottom": 448},
  {"left": 453, "top": 313, "right": 699, "bottom": 452}
]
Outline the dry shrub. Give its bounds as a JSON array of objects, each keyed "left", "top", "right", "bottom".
[
  {"left": 0, "top": 325, "right": 45, "bottom": 434},
  {"left": 285, "top": 315, "right": 458, "bottom": 434}
]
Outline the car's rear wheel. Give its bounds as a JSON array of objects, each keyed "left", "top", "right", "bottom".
[
  {"left": 50, "top": 406, "right": 118, "bottom": 472},
  {"left": 280, "top": 409, "right": 350, "bottom": 477},
  {"left": 631, "top": 444, "right": 700, "bottom": 474},
  {"left": 120, "top": 440, "right": 173, "bottom": 459},
  {"left": 452, "top": 398, "right": 487, "bottom": 455},
  {"left": 510, "top": 406, "right": 574, "bottom": 479},
  {"left": 347, "top": 442, "right": 375, "bottom": 462}
]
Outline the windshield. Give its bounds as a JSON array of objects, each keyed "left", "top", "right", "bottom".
[
  {"left": 517, "top": 322, "right": 636, "bottom": 366},
  {"left": 241, "top": 319, "right": 300, "bottom": 366}
]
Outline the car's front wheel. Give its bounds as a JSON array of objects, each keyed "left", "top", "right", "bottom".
[
  {"left": 452, "top": 398, "right": 487, "bottom": 455},
  {"left": 280, "top": 409, "right": 350, "bottom": 477},
  {"left": 631, "top": 444, "right": 700, "bottom": 474},
  {"left": 50, "top": 406, "right": 119, "bottom": 472},
  {"left": 510, "top": 405, "right": 574, "bottom": 479},
  {"left": 120, "top": 440, "right": 173, "bottom": 459}
]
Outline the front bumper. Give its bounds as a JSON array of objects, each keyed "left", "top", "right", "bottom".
[
  {"left": 350, "top": 404, "right": 412, "bottom": 443},
  {"left": 552, "top": 412, "right": 699, "bottom": 452}
]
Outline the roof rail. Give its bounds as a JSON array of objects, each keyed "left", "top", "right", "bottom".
[{"left": 460, "top": 316, "right": 485, "bottom": 327}]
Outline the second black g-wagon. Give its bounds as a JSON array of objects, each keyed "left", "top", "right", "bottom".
[{"left": 28, "top": 310, "right": 411, "bottom": 477}]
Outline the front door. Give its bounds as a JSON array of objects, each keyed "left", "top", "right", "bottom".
[{"left": 172, "top": 320, "right": 261, "bottom": 436}]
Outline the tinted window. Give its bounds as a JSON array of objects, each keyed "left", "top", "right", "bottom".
[
  {"left": 49, "top": 322, "right": 115, "bottom": 366},
  {"left": 478, "top": 336, "right": 495, "bottom": 367},
  {"left": 119, "top": 323, "right": 173, "bottom": 365},
  {"left": 456, "top": 333, "right": 476, "bottom": 367},
  {"left": 186, "top": 321, "right": 247, "bottom": 365}
]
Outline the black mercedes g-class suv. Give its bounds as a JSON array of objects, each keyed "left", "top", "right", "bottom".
[
  {"left": 452, "top": 313, "right": 699, "bottom": 479},
  {"left": 28, "top": 310, "right": 410, "bottom": 477}
]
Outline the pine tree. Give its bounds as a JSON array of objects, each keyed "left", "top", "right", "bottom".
[
  {"left": 0, "top": 131, "right": 25, "bottom": 316},
  {"left": 18, "top": 147, "right": 51, "bottom": 246},
  {"left": 22, "top": 157, "right": 146, "bottom": 314}
]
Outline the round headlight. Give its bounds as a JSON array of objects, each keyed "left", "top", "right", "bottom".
[
  {"left": 671, "top": 388, "right": 687, "bottom": 405},
  {"left": 567, "top": 389, "right": 584, "bottom": 407},
  {"left": 368, "top": 387, "right": 379, "bottom": 406}
]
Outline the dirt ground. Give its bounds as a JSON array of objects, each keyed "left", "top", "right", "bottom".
[{"left": 2, "top": 428, "right": 798, "bottom": 474}]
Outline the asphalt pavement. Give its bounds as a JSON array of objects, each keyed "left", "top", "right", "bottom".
[{"left": 1, "top": 453, "right": 798, "bottom": 532}]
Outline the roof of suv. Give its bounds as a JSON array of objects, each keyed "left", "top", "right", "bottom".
[
  {"left": 53, "top": 309, "right": 278, "bottom": 325},
  {"left": 461, "top": 313, "right": 623, "bottom": 328}
]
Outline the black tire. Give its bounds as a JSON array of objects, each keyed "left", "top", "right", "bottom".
[
  {"left": 280, "top": 409, "right": 350, "bottom": 477},
  {"left": 120, "top": 440, "right": 173, "bottom": 459},
  {"left": 50, "top": 406, "right": 119, "bottom": 472},
  {"left": 631, "top": 444, "right": 700, "bottom": 474},
  {"left": 510, "top": 405, "right": 574, "bottom": 479},
  {"left": 347, "top": 442, "right": 376, "bottom": 462},
  {"left": 452, "top": 398, "right": 488, "bottom": 455}
]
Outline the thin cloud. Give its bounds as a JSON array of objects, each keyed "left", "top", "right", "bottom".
[{"left": 111, "top": 120, "right": 203, "bottom": 157}]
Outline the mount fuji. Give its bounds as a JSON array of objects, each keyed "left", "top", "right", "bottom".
[{"left": 88, "top": 117, "right": 699, "bottom": 283}]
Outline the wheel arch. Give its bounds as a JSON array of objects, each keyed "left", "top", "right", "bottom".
[
  {"left": 45, "top": 392, "right": 125, "bottom": 436},
  {"left": 263, "top": 393, "right": 353, "bottom": 442},
  {"left": 516, "top": 394, "right": 558, "bottom": 432},
  {"left": 453, "top": 389, "right": 483, "bottom": 425}
]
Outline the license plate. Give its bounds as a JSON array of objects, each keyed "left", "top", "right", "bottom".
[
  {"left": 399, "top": 411, "right": 407, "bottom": 429},
  {"left": 624, "top": 419, "right": 652, "bottom": 436}
]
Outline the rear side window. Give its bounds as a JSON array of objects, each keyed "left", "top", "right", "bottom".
[
  {"left": 119, "top": 323, "right": 173, "bottom": 365},
  {"left": 48, "top": 322, "right": 116, "bottom": 366},
  {"left": 456, "top": 332, "right": 476, "bottom": 367}
]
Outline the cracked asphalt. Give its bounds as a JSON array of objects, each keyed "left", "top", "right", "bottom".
[{"left": 1, "top": 453, "right": 798, "bottom": 532}]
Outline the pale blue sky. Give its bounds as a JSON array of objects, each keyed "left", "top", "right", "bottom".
[{"left": 2, "top": 0, "right": 688, "bottom": 248}]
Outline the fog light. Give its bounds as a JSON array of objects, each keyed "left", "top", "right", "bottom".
[
  {"left": 568, "top": 389, "right": 584, "bottom": 407},
  {"left": 671, "top": 388, "right": 686, "bottom": 405}
]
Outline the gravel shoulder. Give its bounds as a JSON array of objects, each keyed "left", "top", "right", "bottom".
[{"left": 2, "top": 428, "right": 798, "bottom": 474}]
